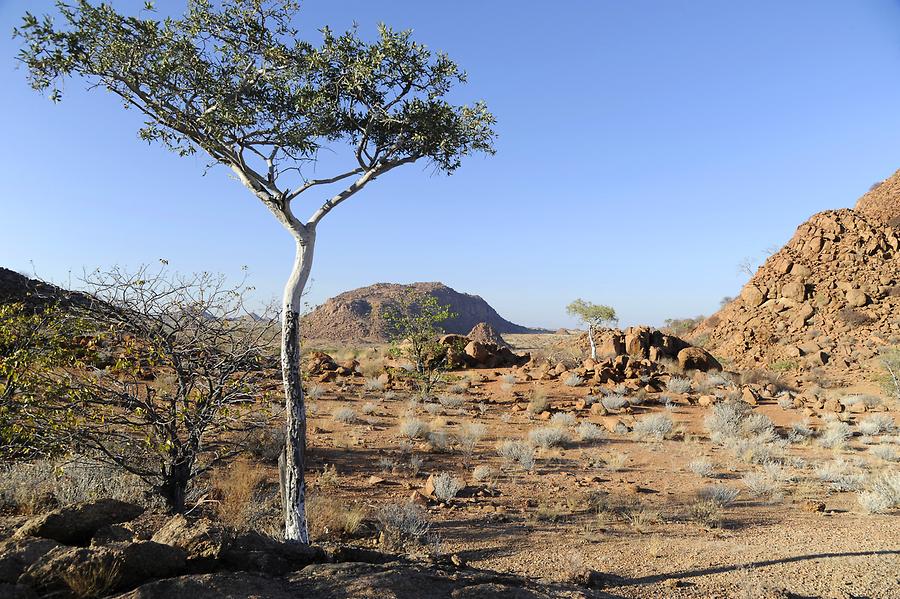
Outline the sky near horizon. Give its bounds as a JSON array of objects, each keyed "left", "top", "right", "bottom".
[{"left": 2, "top": 0, "right": 900, "bottom": 329}]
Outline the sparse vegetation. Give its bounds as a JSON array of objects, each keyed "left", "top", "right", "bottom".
[
  {"left": 688, "top": 457, "right": 716, "bottom": 478},
  {"left": 431, "top": 472, "right": 465, "bottom": 500},
  {"left": 667, "top": 377, "right": 693, "bottom": 394},
  {"left": 633, "top": 413, "right": 674, "bottom": 442},
  {"left": 528, "top": 426, "right": 570, "bottom": 448},
  {"left": 497, "top": 439, "right": 535, "bottom": 471}
]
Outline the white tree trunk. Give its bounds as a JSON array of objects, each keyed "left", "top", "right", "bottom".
[
  {"left": 281, "top": 232, "right": 315, "bottom": 543},
  {"left": 588, "top": 325, "right": 597, "bottom": 360}
]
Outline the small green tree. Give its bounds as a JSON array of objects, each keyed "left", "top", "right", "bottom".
[
  {"left": 382, "top": 292, "right": 454, "bottom": 395},
  {"left": 0, "top": 302, "right": 79, "bottom": 459},
  {"left": 880, "top": 347, "right": 900, "bottom": 400},
  {"left": 566, "top": 299, "right": 616, "bottom": 360}
]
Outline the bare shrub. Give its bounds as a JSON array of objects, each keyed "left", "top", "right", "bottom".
[
  {"left": 787, "top": 419, "right": 815, "bottom": 444},
  {"left": 856, "top": 471, "right": 900, "bottom": 513},
  {"left": 363, "top": 377, "right": 385, "bottom": 392},
  {"left": 858, "top": 414, "right": 895, "bottom": 436},
  {"left": 527, "top": 389, "right": 549, "bottom": 415},
  {"left": 705, "top": 400, "right": 752, "bottom": 442},
  {"left": 549, "top": 412, "right": 576, "bottom": 428},
  {"left": 870, "top": 445, "right": 898, "bottom": 462},
  {"left": 457, "top": 422, "right": 487, "bottom": 456},
  {"left": 633, "top": 413, "right": 674, "bottom": 442},
  {"left": 601, "top": 394, "right": 629, "bottom": 411},
  {"left": 528, "top": 426, "right": 569, "bottom": 449},
  {"left": 439, "top": 395, "right": 464, "bottom": 410},
  {"left": 246, "top": 427, "right": 285, "bottom": 464},
  {"left": 306, "top": 384, "right": 325, "bottom": 401},
  {"left": 599, "top": 451, "right": 628, "bottom": 471},
  {"left": 819, "top": 421, "right": 852, "bottom": 449},
  {"left": 690, "top": 500, "right": 722, "bottom": 528},
  {"left": 564, "top": 373, "right": 584, "bottom": 387},
  {"left": 332, "top": 407, "right": 357, "bottom": 424},
  {"left": 376, "top": 502, "right": 431, "bottom": 550},
  {"left": 472, "top": 464, "right": 496, "bottom": 482},
  {"left": 497, "top": 439, "right": 535, "bottom": 471},
  {"left": 688, "top": 457, "right": 716, "bottom": 478},
  {"left": 576, "top": 422, "right": 605, "bottom": 442},
  {"left": 431, "top": 472, "right": 464, "bottom": 501},
  {"left": 667, "top": 377, "right": 692, "bottom": 394},
  {"left": 398, "top": 418, "right": 430, "bottom": 440},
  {"left": 361, "top": 402, "right": 378, "bottom": 415},
  {"left": 697, "top": 484, "right": 739, "bottom": 506},
  {"left": 501, "top": 374, "right": 517, "bottom": 385}
]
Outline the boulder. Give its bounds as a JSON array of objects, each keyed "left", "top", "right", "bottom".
[
  {"left": 676, "top": 347, "right": 722, "bottom": 372},
  {"left": 151, "top": 516, "right": 232, "bottom": 569},
  {"left": 464, "top": 341, "right": 492, "bottom": 364},
  {"left": 0, "top": 537, "right": 60, "bottom": 584},
  {"left": 16, "top": 499, "right": 144, "bottom": 546},
  {"left": 220, "top": 532, "right": 323, "bottom": 576},
  {"left": 466, "top": 322, "right": 510, "bottom": 349},
  {"left": 17, "top": 541, "right": 185, "bottom": 595}
]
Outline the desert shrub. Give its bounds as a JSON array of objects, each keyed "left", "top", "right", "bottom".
[
  {"left": 431, "top": 472, "right": 464, "bottom": 501},
  {"left": 363, "top": 377, "right": 384, "bottom": 392},
  {"left": 879, "top": 347, "right": 900, "bottom": 399},
  {"left": 527, "top": 389, "right": 550, "bottom": 415},
  {"left": 472, "top": 464, "right": 496, "bottom": 482},
  {"left": 741, "top": 413, "right": 775, "bottom": 439},
  {"left": 497, "top": 439, "right": 535, "bottom": 471},
  {"left": 856, "top": 471, "right": 900, "bottom": 513},
  {"left": 869, "top": 445, "right": 898, "bottom": 462},
  {"left": 777, "top": 395, "right": 794, "bottom": 410},
  {"left": 632, "top": 413, "right": 673, "bottom": 442},
  {"left": 501, "top": 374, "right": 517, "bottom": 385},
  {"left": 704, "top": 372, "right": 732, "bottom": 388},
  {"left": 407, "top": 454, "right": 424, "bottom": 476},
  {"left": 787, "top": 419, "right": 815, "bottom": 444},
  {"left": 332, "top": 407, "right": 357, "bottom": 424},
  {"left": 62, "top": 558, "right": 122, "bottom": 599},
  {"left": 818, "top": 421, "right": 852, "bottom": 449},
  {"left": 439, "top": 395, "right": 464, "bottom": 410},
  {"left": 815, "top": 459, "right": 864, "bottom": 492},
  {"left": 697, "top": 484, "right": 739, "bottom": 506},
  {"left": 549, "top": 412, "right": 576, "bottom": 428},
  {"left": 563, "top": 373, "right": 584, "bottom": 387},
  {"left": 576, "top": 422, "right": 604, "bottom": 442},
  {"left": 457, "top": 422, "right": 487, "bottom": 455},
  {"left": 858, "top": 414, "right": 895, "bottom": 436},
  {"left": 447, "top": 383, "right": 467, "bottom": 395},
  {"left": 214, "top": 458, "right": 269, "bottom": 531},
  {"left": 426, "top": 430, "right": 450, "bottom": 452},
  {"left": 398, "top": 417, "right": 430, "bottom": 440},
  {"left": 667, "top": 377, "right": 692, "bottom": 394},
  {"left": 423, "top": 403, "right": 442, "bottom": 416},
  {"left": 361, "top": 402, "right": 378, "bottom": 416},
  {"left": 598, "top": 451, "right": 628, "bottom": 471},
  {"left": 690, "top": 500, "right": 722, "bottom": 528},
  {"left": 0, "top": 456, "right": 150, "bottom": 514},
  {"left": 841, "top": 394, "right": 883, "bottom": 409},
  {"left": 741, "top": 472, "right": 781, "bottom": 500},
  {"left": 305, "top": 384, "right": 325, "bottom": 401},
  {"left": 688, "top": 457, "right": 716, "bottom": 478},
  {"left": 246, "top": 427, "right": 285, "bottom": 464},
  {"left": 376, "top": 502, "right": 431, "bottom": 550},
  {"left": 705, "top": 400, "right": 752, "bottom": 442},
  {"left": 838, "top": 307, "right": 874, "bottom": 327},
  {"left": 601, "top": 394, "right": 629, "bottom": 411},
  {"left": 528, "top": 426, "right": 570, "bottom": 449}
]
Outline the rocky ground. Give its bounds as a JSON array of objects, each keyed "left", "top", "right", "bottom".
[{"left": 2, "top": 324, "right": 899, "bottom": 598}]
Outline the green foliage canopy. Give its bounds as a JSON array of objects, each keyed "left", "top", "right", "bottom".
[{"left": 566, "top": 299, "right": 617, "bottom": 329}]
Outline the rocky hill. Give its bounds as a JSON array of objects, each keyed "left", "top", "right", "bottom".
[
  {"left": 302, "top": 282, "right": 539, "bottom": 342},
  {"left": 689, "top": 176, "right": 900, "bottom": 379}
]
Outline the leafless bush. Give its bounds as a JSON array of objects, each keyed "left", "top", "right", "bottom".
[
  {"left": 697, "top": 484, "right": 739, "bottom": 506},
  {"left": 856, "top": 471, "right": 900, "bottom": 513},
  {"left": 457, "top": 422, "right": 487, "bottom": 456},
  {"left": 332, "top": 407, "right": 357, "bottom": 424},
  {"left": 305, "top": 384, "right": 325, "bottom": 401},
  {"left": 528, "top": 426, "right": 569, "bottom": 448},
  {"left": 398, "top": 418, "right": 430, "bottom": 440},
  {"left": 741, "top": 472, "right": 782, "bottom": 500},
  {"left": 549, "top": 412, "right": 576, "bottom": 428},
  {"left": 431, "top": 472, "right": 464, "bottom": 501},
  {"left": 527, "top": 389, "right": 549, "bottom": 415},
  {"left": 576, "top": 422, "right": 604, "bottom": 442},
  {"left": 497, "top": 439, "right": 535, "bottom": 470},
  {"left": 818, "top": 421, "right": 852, "bottom": 449},
  {"left": 472, "top": 464, "right": 496, "bottom": 482},
  {"left": 667, "top": 377, "right": 692, "bottom": 394},
  {"left": 633, "top": 413, "right": 674, "bottom": 442},
  {"left": 376, "top": 502, "right": 431, "bottom": 550},
  {"left": 688, "top": 457, "right": 716, "bottom": 478},
  {"left": 564, "top": 373, "right": 584, "bottom": 387},
  {"left": 601, "top": 394, "right": 629, "bottom": 411},
  {"left": 364, "top": 377, "right": 385, "bottom": 392},
  {"left": 858, "top": 414, "right": 895, "bottom": 436}
]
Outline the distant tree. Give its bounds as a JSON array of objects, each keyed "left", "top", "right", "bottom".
[
  {"left": 382, "top": 292, "right": 454, "bottom": 395},
  {"left": 880, "top": 347, "right": 900, "bottom": 400},
  {"left": 719, "top": 296, "right": 735, "bottom": 308},
  {"left": 566, "top": 299, "right": 617, "bottom": 360},
  {"left": 663, "top": 316, "right": 704, "bottom": 337},
  {"left": 16, "top": 0, "right": 495, "bottom": 541}
]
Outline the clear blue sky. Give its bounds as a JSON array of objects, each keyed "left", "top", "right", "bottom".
[{"left": 2, "top": 1, "right": 900, "bottom": 329}]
